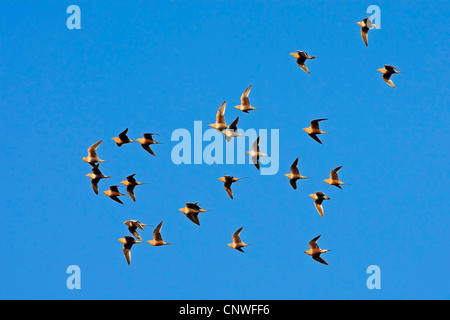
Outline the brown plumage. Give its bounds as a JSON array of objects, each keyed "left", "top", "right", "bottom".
[{"left": 290, "top": 50, "right": 316, "bottom": 74}]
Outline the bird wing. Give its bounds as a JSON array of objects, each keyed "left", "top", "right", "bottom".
[
  {"left": 224, "top": 182, "right": 234, "bottom": 199},
  {"left": 312, "top": 254, "right": 328, "bottom": 266},
  {"left": 91, "top": 178, "right": 100, "bottom": 195},
  {"left": 123, "top": 248, "right": 131, "bottom": 265},
  {"left": 87, "top": 140, "right": 102, "bottom": 157},
  {"left": 290, "top": 179, "right": 297, "bottom": 190},
  {"left": 290, "top": 158, "right": 299, "bottom": 175},
  {"left": 110, "top": 196, "right": 123, "bottom": 204},
  {"left": 228, "top": 117, "right": 239, "bottom": 131},
  {"left": 314, "top": 202, "right": 324, "bottom": 218},
  {"left": 298, "top": 63, "right": 310, "bottom": 74},
  {"left": 118, "top": 128, "right": 129, "bottom": 140},
  {"left": 330, "top": 166, "right": 343, "bottom": 180},
  {"left": 128, "top": 225, "right": 141, "bottom": 241},
  {"left": 361, "top": 27, "right": 369, "bottom": 46},
  {"left": 310, "top": 119, "right": 327, "bottom": 130},
  {"left": 251, "top": 136, "right": 260, "bottom": 152},
  {"left": 309, "top": 235, "right": 321, "bottom": 250},
  {"left": 126, "top": 185, "right": 136, "bottom": 202},
  {"left": 126, "top": 174, "right": 137, "bottom": 182},
  {"left": 232, "top": 227, "right": 244, "bottom": 243},
  {"left": 186, "top": 213, "right": 200, "bottom": 225},
  {"left": 309, "top": 133, "right": 322, "bottom": 144},
  {"left": 240, "top": 85, "right": 252, "bottom": 106},
  {"left": 142, "top": 144, "right": 155, "bottom": 156},
  {"left": 216, "top": 101, "right": 226, "bottom": 124},
  {"left": 153, "top": 221, "right": 164, "bottom": 241}
]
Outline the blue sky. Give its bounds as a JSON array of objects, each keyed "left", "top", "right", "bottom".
[{"left": 0, "top": 1, "right": 449, "bottom": 300}]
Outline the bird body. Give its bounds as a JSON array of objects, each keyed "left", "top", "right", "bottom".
[
  {"left": 218, "top": 175, "right": 246, "bottom": 199},
  {"left": 227, "top": 227, "right": 251, "bottom": 253},
  {"left": 377, "top": 65, "right": 401, "bottom": 88},
  {"left": 86, "top": 164, "right": 110, "bottom": 194},
  {"left": 304, "top": 235, "right": 330, "bottom": 265},
  {"left": 118, "top": 236, "right": 142, "bottom": 265},
  {"left": 112, "top": 128, "right": 135, "bottom": 147},
  {"left": 324, "top": 166, "right": 347, "bottom": 189},
  {"left": 123, "top": 220, "right": 149, "bottom": 241},
  {"left": 357, "top": 18, "right": 378, "bottom": 46},
  {"left": 285, "top": 157, "right": 309, "bottom": 190},
  {"left": 303, "top": 119, "right": 327, "bottom": 144},
  {"left": 103, "top": 186, "right": 126, "bottom": 204},
  {"left": 209, "top": 101, "right": 229, "bottom": 131},
  {"left": 235, "top": 85, "right": 257, "bottom": 113},
  {"left": 179, "top": 203, "right": 208, "bottom": 225},
  {"left": 290, "top": 50, "right": 316, "bottom": 74},
  {"left": 82, "top": 140, "right": 106, "bottom": 165},
  {"left": 147, "top": 221, "right": 172, "bottom": 246},
  {"left": 309, "top": 192, "right": 331, "bottom": 217},
  {"left": 136, "top": 133, "right": 160, "bottom": 156},
  {"left": 247, "top": 136, "right": 268, "bottom": 170},
  {"left": 120, "top": 174, "right": 145, "bottom": 202}
]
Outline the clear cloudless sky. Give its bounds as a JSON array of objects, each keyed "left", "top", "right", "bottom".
[{"left": 0, "top": 0, "right": 449, "bottom": 300}]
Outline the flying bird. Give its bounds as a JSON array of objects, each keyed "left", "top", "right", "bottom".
[
  {"left": 227, "top": 227, "right": 251, "bottom": 253},
  {"left": 324, "top": 166, "right": 347, "bottom": 189},
  {"left": 82, "top": 140, "right": 106, "bottom": 166},
  {"left": 147, "top": 221, "right": 172, "bottom": 246},
  {"left": 86, "top": 164, "right": 110, "bottom": 195},
  {"left": 178, "top": 203, "right": 208, "bottom": 226},
  {"left": 136, "top": 133, "right": 160, "bottom": 156},
  {"left": 247, "top": 136, "right": 268, "bottom": 170},
  {"left": 222, "top": 117, "right": 245, "bottom": 142},
  {"left": 218, "top": 175, "right": 247, "bottom": 199},
  {"left": 304, "top": 235, "right": 330, "bottom": 265},
  {"left": 357, "top": 18, "right": 378, "bottom": 46},
  {"left": 285, "top": 157, "right": 309, "bottom": 190},
  {"left": 209, "top": 101, "right": 229, "bottom": 131},
  {"left": 235, "top": 85, "right": 258, "bottom": 113},
  {"left": 290, "top": 50, "right": 316, "bottom": 74},
  {"left": 303, "top": 119, "right": 327, "bottom": 144},
  {"left": 377, "top": 65, "right": 401, "bottom": 88},
  {"left": 123, "top": 220, "right": 150, "bottom": 241},
  {"left": 118, "top": 236, "right": 142, "bottom": 265},
  {"left": 309, "top": 192, "right": 331, "bottom": 218},
  {"left": 120, "top": 174, "right": 145, "bottom": 202},
  {"left": 103, "top": 185, "right": 126, "bottom": 204},
  {"left": 112, "top": 128, "right": 135, "bottom": 147}
]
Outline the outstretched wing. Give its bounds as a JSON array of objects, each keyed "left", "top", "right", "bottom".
[
  {"left": 87, "top": 140, "right": 102, "bottom": 157},
  {"left": 232, "top": 227, "right": 244, "bottom": 243},
  {"left": 330, "top": 166, "right": 343, "bottom": 180}
]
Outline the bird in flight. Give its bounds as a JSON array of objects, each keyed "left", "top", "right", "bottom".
[
  {"left": 304, "top": 235, "right": 330, "bottom": 265},
  {"left": 120, "top": 174, "right": 145, "bottom": 202},
  {"left": 112, "top": 128, "right": 135, "bottom": 147},
  {"left": 247, "top": 136, "right": 268, "bottom": 170},
  {"left": 123, "top": 220, "right": 150, "bottom": 241},
  {"left": 178, "top": 203, "right": 209, "bottom": 226},
  {"left": 136, "top": 133, "right": 160, "bottom": 156},
  {"left": 303, "top": 119, "right": 328, "bottom": 144},
  {"left": 285, "top": 157, "right": 309, "bottom": 190},
  {"left": 309, "top": 192, "right": 331, "bottom": 218},
  {"left": 290, "top": 50, "right": 317, "bottom": 74},
  {"left": 209, "top": 101, "right": 229, "bottom": 131},
  {"left": 357, "top": 18, "right": 378, "bottom": 46},
  {"left": 82, "top": 140, "right": 106, "bottom": 166},
  {"left": 218, "top": 175, "right": 247, "bottom": 199},
  {"left": 324, "top": 166, "right": 348, "bottom": 189},
  {"left": 86, "top": 163, "right": 110, "bottom": 195},
  {"left": 377, "top": 65, "right": 401, "bottom": 88},
  {"left": 118, "top": 236, "right": 142, "bottom": 265},
  {"left": 222, "top": 116, "right": 245, "bottom": 142},
  {"left": 147, "top": 221, "right": 172, "bottom": 246},
  {"left": 227, "top": 227, "right": 251, "bottom": 253},
  {"left": 235, "top": 85, "right": 258, "bottom": 113},
  {"left": 103, "top": 185, "right": 126, "bottom": 204}
]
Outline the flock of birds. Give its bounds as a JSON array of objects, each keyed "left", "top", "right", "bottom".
[{"left": 82, "top": 16, "right": 400, "bottom": 266}]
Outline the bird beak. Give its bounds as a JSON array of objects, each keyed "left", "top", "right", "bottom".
[{"left": 377, "top": 68, "right": 384, "bottom": 73}]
